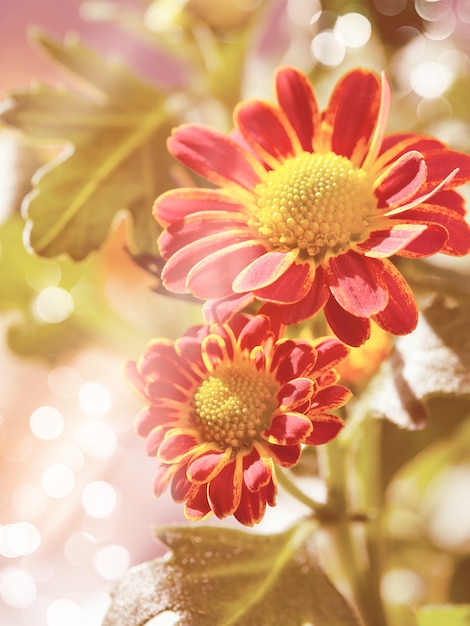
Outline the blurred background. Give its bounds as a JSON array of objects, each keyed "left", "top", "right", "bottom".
[{"left": 1, "top": 1, "right": 470, "bottom": 625}]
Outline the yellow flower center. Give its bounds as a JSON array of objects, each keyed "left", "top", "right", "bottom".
[
  {"left": 191, "top": 362, "right": 278, "bottom": 449},
  {"left": 253, "top": 151, "right": 376, "bottom": 259}
]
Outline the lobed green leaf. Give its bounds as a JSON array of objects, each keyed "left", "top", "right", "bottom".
[{"left": 102, "top": 521, "right": 361, "bottom": 626}]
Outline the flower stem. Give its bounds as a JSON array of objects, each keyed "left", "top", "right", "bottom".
[
  {"left": 276, "top": 468, "right": 333, "bottom": 521},
  {"left": 320, "top": 426, "right": 388, "bottom": 626}
]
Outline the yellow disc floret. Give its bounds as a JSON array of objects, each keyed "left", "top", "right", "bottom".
[
  {"left": 191, "top": 362, "right": 278, "bottom": 449},
  {"left": 253, "top": 151, "right": 376, "bottom": 259}
]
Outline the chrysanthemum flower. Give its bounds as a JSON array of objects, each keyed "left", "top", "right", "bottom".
[
  {"left": 155, "top": 67, "right": 470, "bottom": 346},
  {"left": 126, "top": 314, "right": 351, "bottom": 526}
]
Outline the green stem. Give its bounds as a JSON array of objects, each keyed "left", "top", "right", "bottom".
[
  {"left": 320, "top": 431, "right": 388, "bottom": 626},
  {"left": 276, "top": 468, "right": 333, "bottom": 521}
]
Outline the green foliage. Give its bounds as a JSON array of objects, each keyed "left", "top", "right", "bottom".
[
  {"left": 0, "top": 214, "right": 138, "bottom": 358},
  {"left": 414, "top": 605, "right": 470, "bottom": 626},
  {"left": 0, "top": 30, "right": 177, "bottom": 260},
  {"left": 102, "top": 521, "right": 361, "bottom": 626}
]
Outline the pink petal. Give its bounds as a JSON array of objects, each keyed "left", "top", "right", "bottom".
[
  {"left": 233, "top": 249, "right": 298, "bottom": 293},
  {"left": 168, "top": 124, "right": 265, "bottom": 191},
  {"left": 161, "top": 230, "right": 253, "bottom": 293},
  {"left": 324, "top": 295, "right": 371, "bottom": 347},
  {"left": 276, "top": 65, "right": 320, "bottom": 153},
  {"left": 372, "top": 259, "right": 418, "bottom": 335},
  {"left": 187, "top": 240, "right": 267, "bottom": 299},
  {"left": 243, "top": 447, "right": 272, "bottom": 491},
  {"left": 159, "top": 211, "right": 250, "bottom": 258},
  {"left": 203, "top": 292, "right": 256, "bottom": 324},
  {"left": 326, "top": 252, "right": 389, "bottom": 316},
  {"left": 236, "top": 100, "right": 296, "bottom": 167},
  {"left": 277, "top": 378, "right": 315, "bottom": 410},
  {"left": 358, "top": 224, "right": 428, "bottom": 257},
  {"left": 145, "top": 426, "right": 168, "bottom": 456},
  {"left": 304, "top": 414, "right": 344, "bottom": 445},
  {"left": 153, "top": 461, "right": 178, "bottom": 498},
  {"left": 375, "top": 150, "right": 427, "bottom": 207},
  {"left": 253, "top": 261, "right": 314, "bottom": 304},
  {"left": 187, "top": 448, "right": 232, "bottom": 483},
  {"left": 155, "top": 188, "right": 246, "bottom": 225},
  {"left": 361, "top": 72, "right": 391, "bottom": 170},
  {"left": 309, "top": 385, "right": 352, "bottom": 413},
  {"left": 325, "top": 70, "right": 382, "bottom": 165},
  {"left": 263, "top": 412, "right": 313, "bottom": 445},
  {"left": 208, "top": 457, "right": 242, "bottom": 518}
]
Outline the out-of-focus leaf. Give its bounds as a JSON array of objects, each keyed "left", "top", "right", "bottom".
[
  {"left": 414, "top": 604, "right": 470, "bottom": 626},
  {"left": 357, "top": 292, "right": 470, "bottom": 430},
  {"left": 102, "top": 522, "right": 361, "bottom": 626},
  {"left": 0, "top": 30, "right": 177, "bottom": 260},
  {"left": 0, "top": 214, "right": 143, "bottom": 359}
]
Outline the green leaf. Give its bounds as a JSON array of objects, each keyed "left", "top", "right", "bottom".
[
  {"left": 414, "top": 604, "right": 470, "bottom": 626},
  {"left": 102, "top": 522, "right": 361, "bottom": 626},
  {"left": 0, "top": 30, "right": 177, "bottom": 260},
  {"left": 0, "top": 214, "right": 145, "bottom": 358}
]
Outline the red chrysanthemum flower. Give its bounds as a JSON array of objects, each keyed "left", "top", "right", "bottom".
[
  {"left": 126, "top": 314, "right": 351, "bottom": 526},
  {"left": 155, "top": 67, "right": 470, "bottom": 346}
]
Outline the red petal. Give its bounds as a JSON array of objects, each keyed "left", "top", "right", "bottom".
[
  {"left": 236, "top": 100, "right": 296, "bottom": 167},
  {"left": 155, "top": 188, "right": 245, "bottom": 225},
  {"left": 259, "top": 265, "right": 329, "bottom": 324},
  {"left": 187, "top": 448, "right": 232, "bottom": 483},
  {"left": 277, "top": 378, "right": 315, "bottom": 410},
  {"left": 168, "top": 124, "right": 264, "bottom": 191},
  {"left": 309, "top": 385, "right": 352, "bottom": 413},
  {"left": 372, "top": 259, "right": 418, "bottom": 335},
  {"left": 237, "top": 314, "right": 272, "bottom": 353},
  {"left": 397, "top": 223, "right": 448, "bottom": 258},
  {"left": 208, "top": 457, "right": 242, "bottom": 518},
  {"left": 375, "top": 150, "right": 427, "bottom": 207},
  {"left": 243, "top": 447, "right": 272, "bottom": 491},
  {"left": 158, "top": 431, "right": 199, "bottom": 462},
  {"left": 324, "top": 295, "right": 371, "bottom": 347},
  {"left": 326, "top": 253, "right": 389, "bottom": 316},
  {"left": 305, "top": 414, "right": 344, "bottom": 445},
  {"left": 170, "top": 464, "right": 193, "bottom": 502},
  {"left": 201, "top": 333, "right": 230, "bottom": 371},
  {"left": 234, "top": 482, "right": 272, "bottom": 526},
  {"left": 203, "top": 292, "right": 256, "bottom": 324},
  {"left": 271, "top": 340, "right": 317, "bottom": 380},
  {"left": 276, "top": 65, "right": 320, "bottom": 152},
  {"left": 358, "top": 224, "right": 428, "bottom": 257},
  {"left": 398, "top": 205, "right": 470, "bottom": 256},
  {"left": 233, "top": 249, "right": 298, "bottom": 293},
  {"left": 161, "top": 230, "right": 253, "bottom": 293},
  {"left": 267, "top": 442, "right": 302, "bottom": 467},
  {"left": 187, "top": 240, "right": 267, "bottom": 299},
  {"left": 325, "top": 70, "right": 381, "bottom": 165},
  {"left": 253, "top": 261, "right": 314, "bottom": 304},
  {"left": 263, "top": 412, "right": 312, "bottom": 445},
  {"left": 313, "top": 337, "right": 350, "bottom": 374},
  {"left": 362, "top": 72, "right": 391, "bottom": 170},
  {"left": 184, "top": 485, "right": 212, "bottom": 521}
]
